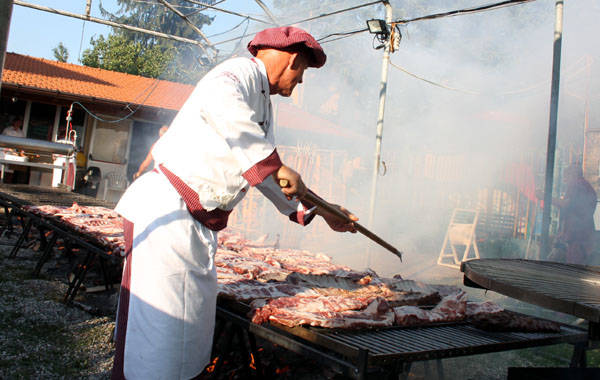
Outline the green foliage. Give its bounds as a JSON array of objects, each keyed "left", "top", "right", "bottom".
[
  {"left": 81, "top": 34, "right": 177, "bottom": 79},
  {"left": 52, "top": 42, "right": 69, "bottom": 63},
  {"left": 82, "top": 0, "right": 215, "bottom": 83}
]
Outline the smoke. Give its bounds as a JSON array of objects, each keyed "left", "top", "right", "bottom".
[{"left": 226, "top": 1, "right": 600, "bottom": 279}]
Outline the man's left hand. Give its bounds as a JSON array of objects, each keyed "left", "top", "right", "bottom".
[{"left": 318, "top": 204, "right": 358, "bottom": 233}]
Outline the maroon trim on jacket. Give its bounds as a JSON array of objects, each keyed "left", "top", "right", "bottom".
[
  {"left": 288, "top": 207, "right": 317, "bottom": 226},
  {"left": 159, "top": 164, "right": 232, "bottom": 231},
  {"left": 242, "top": 149, "right": 282, "bottom": 186},
  {"left": 111, "top": 218, "right": 134, "bottom": 380},
  {"left": 288, "top": 189, "right": 319, "bottom": 226}
]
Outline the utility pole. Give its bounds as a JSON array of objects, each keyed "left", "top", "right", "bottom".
[
  {"left": 540, "top": 0, "right": 564, "bottom": 259},
  {"left": 0, "top": 0, "right": 14, "bottom": 93},
  {"left": 366, "top": 1, "right": 392, "bottom": 267}
]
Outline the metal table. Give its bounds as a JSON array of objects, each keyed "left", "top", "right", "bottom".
[{"left": 461, "top": 259, "right": 600, "bottom": 340}]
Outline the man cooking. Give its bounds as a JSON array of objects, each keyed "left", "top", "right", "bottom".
[{"left": 112, "top": 26, "right": 358, "bottom": 379}]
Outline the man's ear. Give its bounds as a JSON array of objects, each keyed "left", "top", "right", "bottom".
[{"left": 289, "top": 52, "right": 302, "bottom": 69}]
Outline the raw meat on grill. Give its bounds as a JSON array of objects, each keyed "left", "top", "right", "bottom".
[
  {"left": 251, "top": 295, "right": 394, "bottom": 329},
  {"left": 465, "top": 301, "right": 561, "bottom": 332},
  {"left": 22, "top": 203, "right": 125, "bottom": 255},
  {"left": 466, "top": 301, "right": 504, "bottom": 316},
  {"left": 468, "top": 309, "right": 561, "bottom": 332},
  {"left": 394, "top": 291, "right": 467, "bottom": 326},
  {"left": 286, "top": 271, "right": 381, "bottom": 290},
  {"left": 216, "top": 250, "right": 287, "bottom": 279},
  {"left": 219, "top": 280, "right": 315, "bottom": 302},
  {"left": 380, "top": 279, "right": 443, "bottom": 306},
  {"left": 393, "top": 306, "right": 441, "bottom": 326},
  {"left": 216, "top": 265, "right": 254, "bottom": 284}
]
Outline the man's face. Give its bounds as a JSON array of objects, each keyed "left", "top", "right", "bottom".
[{"left": 277, "top": 53, "right": 308, "bottom": 97}]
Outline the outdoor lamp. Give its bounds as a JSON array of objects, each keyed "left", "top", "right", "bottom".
[{"left": 366, "top": 19, "right": 388, "bottom": 36}]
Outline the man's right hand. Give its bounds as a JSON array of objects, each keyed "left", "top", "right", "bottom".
[{"left": 274, "top": 165, "right": 306, "bottom": 200}]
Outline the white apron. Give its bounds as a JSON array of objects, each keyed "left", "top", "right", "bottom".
[{"left": 113, "top": 171, "right": 218, "bottom": 380}]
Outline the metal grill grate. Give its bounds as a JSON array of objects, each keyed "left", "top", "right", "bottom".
[
  {"left": 0, "top": 184, "right": 116, "bottom": 208},
  {"left": 462, "top": 259, "right": 600, "bottom": 322},
  {"left": 321, "top": 323, "right": 585, "bottom": 361}
]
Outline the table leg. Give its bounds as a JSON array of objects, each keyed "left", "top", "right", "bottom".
[
  {"left": 570, "top": 342, "right": 587, "bottom": 368},
  {"left": 9, "top": 218, "right": 32, "bottom": 258},
  {"left": 33, "top": 232, "right": 58, "bottom": 276},
  {"left": 64, "top": 250, "right": 97, "bottom": 303}
]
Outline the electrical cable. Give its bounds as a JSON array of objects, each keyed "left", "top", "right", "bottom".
[
  {"left": 288, "top": 0, "right": 383, "bottom": 26},
  {"left": 320, "top": 33, "right": 366, "bottom": 45},
  {"left": 207, "top": 16, "right": 249, "bottom": 38},
  {"left": 393, "top": 0, "right": 537, "bottom": 25},
  {"left": 183, "top": 0, "right": 270, "bottom": 24},
  {"left": 389, "top": 55, "right": 591, "bottom": 96},
  {"left": 390, "top": 61, "right": 480, "bottom": 94},
  {"left": 216, "top": 17, "right": 251, "bottom": 62},
  {"left": 71, "top": 75, "right": 161, "bottom": 124},
  {"left": 214, "top": 1, "right": 383, "bottom": 46},
  {"left": 71, "top": 47, "right": 188, "bottom": 123},
  {"left": 317, "top": 28, "right": 369, "bottom": 43}
]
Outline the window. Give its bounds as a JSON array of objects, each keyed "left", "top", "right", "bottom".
[
  {"left": 0, "top": 97, "right": 27, "bottom": 134},
  {"left": 27, "top": 102, "right": 56, "bottom": 141},
  {"left": 90, "top": 121, "right": 130, "bottom": 164}
]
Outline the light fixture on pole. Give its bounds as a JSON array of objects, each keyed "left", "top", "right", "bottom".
[
  {"left": 366, "top": 2, "right": 393, "bottom": 268},
  {"left": 367, "top": 19, "right": 389, "bottom": 50},
  {"left": 367, "top": 19, "right": 389, "bottom": 36}
]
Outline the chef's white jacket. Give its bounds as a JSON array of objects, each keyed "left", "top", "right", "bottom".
[{"left": 113, "top": 56, "right": 315, "bottom": 380}]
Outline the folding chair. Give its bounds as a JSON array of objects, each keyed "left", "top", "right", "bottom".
[{"left": 438, "top": 208, "right": 480, "bottom": 269}]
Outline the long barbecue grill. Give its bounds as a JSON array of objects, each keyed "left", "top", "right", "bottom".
[
  {"left": 0, "top": 186, "right": 592, "bottom": 378},
  {"left": 0, "top": 184, "right": 120, "bottom": 302},
  {"left": 215, "top": 298, "right": 588, "bottom": 379}
]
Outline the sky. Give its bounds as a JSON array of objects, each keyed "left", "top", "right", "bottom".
[
  {"left": 6, "top": 0, "right": 600, "bottom": 276},
  {"left": 6, "top": 0, "right": 271, "bottom": 62}
]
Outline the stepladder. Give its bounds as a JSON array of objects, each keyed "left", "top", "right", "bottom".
[{"left": 438, "top": 208, "right": 480, "bottom": 269}]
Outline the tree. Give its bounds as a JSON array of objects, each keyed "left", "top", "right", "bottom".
[
  {"left": 52, "top": 42, "right": 69, "bottom": 63},
  {"left": 81, "top": 34, "right": 177, "bottom": 79},
  {"left": 81, "top": 0, "right": 216, "bottom": 83}
]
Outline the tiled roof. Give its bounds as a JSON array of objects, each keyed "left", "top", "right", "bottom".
[{"left": 1, "top": 52, "right": 194, "bottom": 111}]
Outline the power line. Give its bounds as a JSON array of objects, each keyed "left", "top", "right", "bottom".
[
  {"left": 390, "top": 61, "right": 479, "bottom": 94},
  {"left": 157, "top": 0, "right": 216, "bottom": 56},
  {"left": 217, "top": 18, "right": 251, "bottom": 62},
  {"left": 289, "top": 0, "right": 383, "bottom": 26},
  {"left": 253, "top": 0, "right": 279, "bottom": 25},
  {"left": 183, "top": 0, "right": 271, "bottom": 24},
  {"left": 393, "top": 0, "right": 536, "bottom": 25},
  {"left": 213, "top": 1, "right": 383, "bottom": 47},
  {"left": 320, "top": 32, "right": 366, "bottom": 45},
  {"left": 317, "top": 28, "right": 368, "bottom": 43},
  {"left": 389, "top": 55, "right": 591, "bottom": 96},
  {"left": 14, "top": 0, "right": 207, "bottom": 48},
  {"left": 316, "top": 0, "right": 537, "bottom": 46},
  {"left": 207, "top": 17, "right": 249, "bottom": 38}
]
